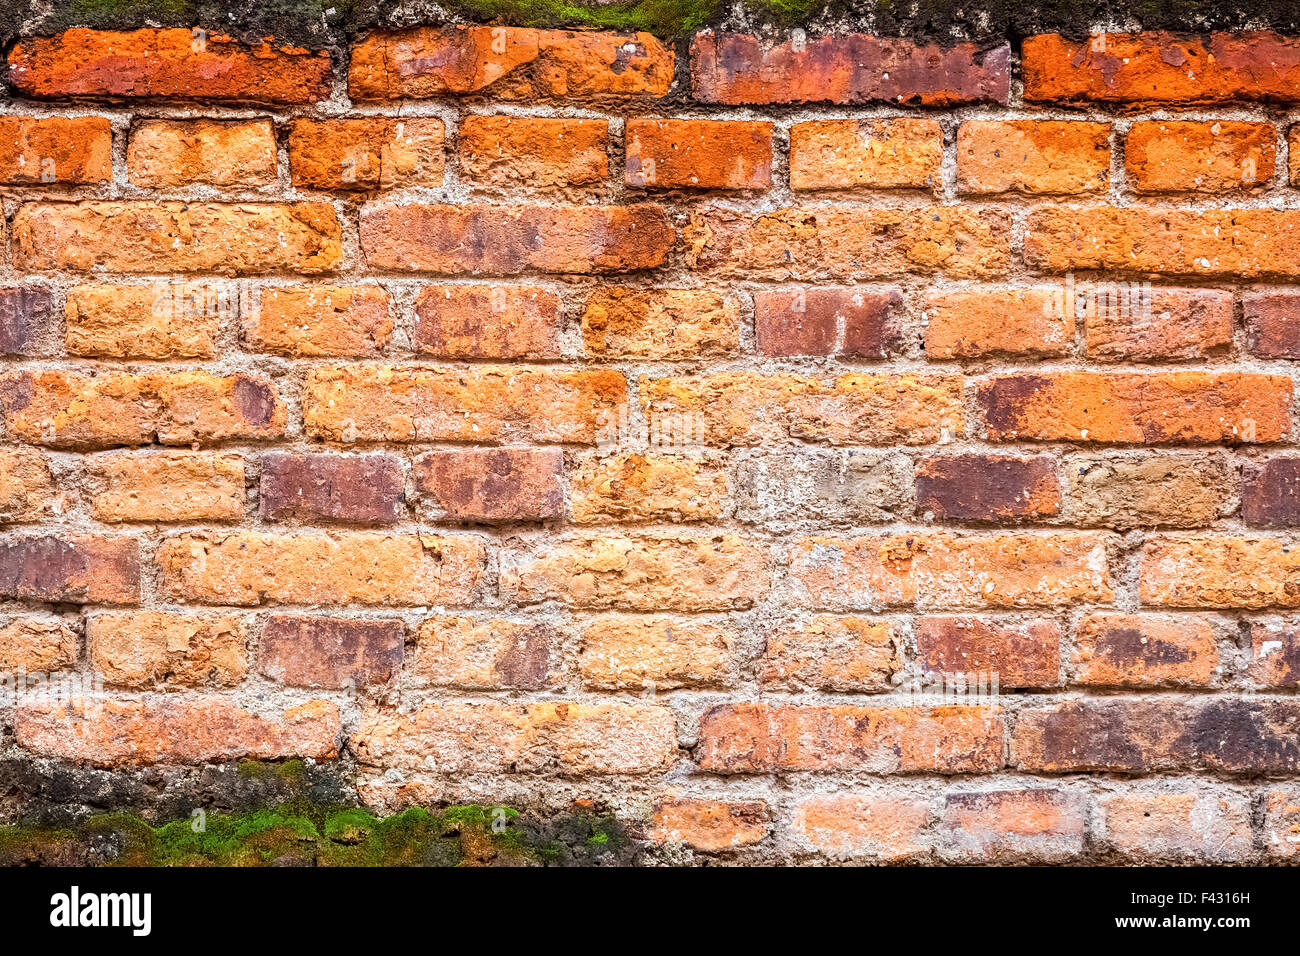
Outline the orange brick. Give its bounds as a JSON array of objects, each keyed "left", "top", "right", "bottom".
[
  {"left": 459, "top": 116, "right": 607, "bottom": 192},
  {"left": 790, "top": 119, "right": 941, "bottom": 191},
  {"left": 16, "top": 697, "right": 340, "bottom": 767},
  {"left": 684, "top": 207, "right": 1011, "bottom": 279},
  {"left": 502, "top": 533, "right": 770, "bottom": 611},
  {"left": 916, "top": 616, "right": 1061, "bottom": 688},
  {"left": 581, "top": 288, "right": 739, "bottom": 358},
  {"left": 1265, "top": 789, "right": 1300, "bottom": 858},
  {"left": 1084, "top": 287, "right": 1233, "bottom": 361},
  {"left": 87, "top": 451, "right": 245, "bottom": 522},
  {"left": 924, "top": 289, "right": 1071, "bottom": 358},
  {"left": 413, "top": 285, "right": 562, "bottom": 359},
  {"left": 349, "top": 27, "right": 673, "bottom": 101},
  {"left": 957, "top": 120, "right": 1110, "bottom": 194},
  {"left": 639, "top": 372, "right": 964, "bottom": 446},
  {"left": 1126, "top": 120, "right": 1276, "bottom": 192},
  {"left": 0, "top": 448, "right": 58, "bottom": 521},
  {"left": 1099, "top": 790, "right": 1252, "bottom": 862},
  {"left": 650, "top": 799, "right": 770, "bottom": 852},
  {"left": 8, "top": 28, "right": 332, "bottom": 103},
  {"left": 698, "top": 703, "right": 1004, "bottom": 773},
  {"left": 579, "top": 616, "right": 734, "bottom": 689},
  {"left": 0, "top": 370, "right": 286, "bottom": 448},
  {"left": 65, "top": 283, "right": 220, "bottom": 359},
  {"left": 87, "top": 610, "right": 247, "bottom": 688},
  {"left": 408, "top": 616, "right": 556, "bottom": 690},
  {"left": 361, "top": 203, "right": 672, "bottom": 274},
  {"left": 1072, "top": 612, "right": 1219, "bottom": 687},
  {"left": 352, "top": 701, "right": 677, "bottom": 774},
  {"left": 288, "top": 118, "right": 445, "bottom": 190},
  {"left": 156, "top": 531, "right": 484, "bottom": 607},
  {"left": 246, "top": 286, "right": 393, "bottom": 357},
  {"left": 626, "top": 119, "right": 772, "bottom": 190},
  {"left": 789, "top": 532, "right": 1112, "bottom": 610},
  {"left": 977, "top": 372, "right": 1291, "bottom": 443},
  {"left": 128, "top": 119, "right": 277, "bottom": 187},
  {"left": 1250, "top": 622, "right": 1300, "bottom": 688},
  {"left": 303, "top": 365, "right": 624, "bottom": 444},
  {"left": 759, "top": 616, "right": 898, "bottom": 692},
  {"left": 569, "top": 452, "right": 730, "bottom": 523},
  {"left": 793, "top": 794, "right": 931, "bottom": 861},
  {"left": 14, "top": 201, "right": 342, "bottom": 275},
  {"left": 0, "top": 116, "right": 112, "bottom": 185},
  {"left": 940, "top": 789, "right": 1085, "bottom": 862},
  {"left": 1141, "top": 534, "right": 1300, "bottom": 609},
  {"left": 0, "top": 617, "right": 78, "bottom": 672}
]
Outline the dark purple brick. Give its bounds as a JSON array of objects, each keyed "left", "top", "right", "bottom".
[
  {"left": 415, "top": 448, "right": 564, "bottom": 523},
  {"left": 1245, "top": 292, "right": 1300, "bottom": 359},
  {"left": 916, "top": 455, "right": 1060, "bottom": 522},
  {"left": 1243, "top": 458, "right": 1300, "bottom": 527},
  {"left": 259, "top": 452, "right": 405, "bottom": 523},
  {"left": 258, "top": 615, "right": 404, "bottom": 689},
  {"left": 754, "top": 288, "right": 902, "bottom": 357},
  {"left": 0, "top": 288, "right": 54, "bottom": 356}
]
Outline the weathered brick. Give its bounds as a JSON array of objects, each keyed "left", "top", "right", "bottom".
[
  {"left": 580, "top": 616, "right": 733, "bottom": 690},
  {"left": 0, "top": 370, "right": 286, "bottom": 448},
  {"left": 288, "top": 118, "right": 445, "bottom": 190},
  {"left": 260, "top": 452, "right": 405, "bottom": 524},
  {"left": 66, "top": 284, "right": 220, "bottom": 359},
  {"left": 698, "top": 703, "right": 1004, "bottom": 773},
  {"left": 684, "top": 207, "right": 1011, "bottom": 280},
  {"left": 924, "top": 289, "right": 1071, "bottom": 359},
  {"left": 362, "top": 203, "right": 671, "bottom": 274},
  {"left": 459, "top": 116, "right": 607, "bottom": 193},
  {"left": 0, "top": 288, "right": 56, "bottom": 356},
  {"left": 352, "top": 701, "right": 677, "bottom": 774},
  {"left": 759, "top": 616, "right": 898, "bottom": 692},
  {"left": 1023, "top": 31, "right": 1300, "bottom": 105},
  {"left": 626, "top": 119, "right": 772, "bottom": 190},
  {"left": 691, "top": 33, "right": 1010, "bottom": 105},
  {"left": 790, "top": 533, "right": 1111, "bottom": 610},
  {"left": 246, "top": 286, "right": 393, "bottom": 357},
  {"left": 1099, "top": 790, "right": 1252, "bottom": 862},
  {"left": 128, "top": 119, "right": 277, "bottom": 187},
  {"left": 1011, "top": 699, "right": 1186, "bottom": 773},
  {"left": 501, "top": 533, "right": 769, "bottom": 611},
  {"left": 977, "top": 372, "right": 1291, "bottom": 443},
  {"left": 1194, "top": 698, "right": 1300, "bottom": 773},
  {"left": 582, "top": 288, "right": 740, "bottom": 359},
  {"left": 156, "top": 532, "right": 483, "bottom": 607},
  {"left": 1085, "top": 287, "right": 1233, "bottom": 361},
  {"left": 0, "top": 116, "right": 112, "bottom": 185},
  {"left": 303, "top": 366, "right": 625, "bottom": 444},
  {"left": 1250, "top": 622, "right": 1300, "bottom": 688},
  {"left": 7, "top": 28, "right": 332, "bottom": 103},
  {"left": 0, "top": 448, "right": 57, "bottom": 522},
  {"left": 915, "top": 455, "right": 1061, "bottom": 522},
  {"left": 1264, "top": 789, "right": 1300, "bottom": 858},
  {"left": 1025, "top": 207, "right": 1300, "bottom": 278},
  {"left": 650, "top": 799, "right": 770, "bottom": 852},
  {"left": 734, "top": 450, "right": 913, "bottom": 525},
  {"left": 570, "top": 452, "right": 729, "bottom": 523},
  {"left": 413, "top": 285, "right": 562, "bottom": 359},
  {"left": 957, "top": 120, "right": 1110, "bottom": 194},
  {"left": 349, "top": 27, "right": 673, "bottom": 101},
  {"left": 258, "top": 615, "right": 404, "bottom": 689},
  {"left": 940, "top": 789, "right": 1085, "bottom": 862},
  {"left": 0, "top": 534, "right": 138, "bottom": 604},
  {"left": 0, "top": 617, "right": 77, "bottom": 672},
  {"left": 408, "top": 616, "right": 556, "bottom": 690},
  {"left": 1126, "top": 120, "right": 1275, "bottom": 193},
  {"left": 16, "top": 697, "right": 340, "bottom": 767},
  {"left": 793, "top": 794, "right": 931, "bottom": 861},
  {"left": 87, "top": 451, "right": 245, "bottom": 522},
  {"left": 1245, "top": 291, "right": 1300, "bottom": 358},
  {"left": 1072, "top": 613, "right": 1219, "bottom": 687},
  {"left": 640, "top": 372, "right": 963, "bottom": 446},
  {"left": 13, "top": 201, "right": 342, "bottom": 275},
  {"left": 755, "top": 288, "right": 902, "bottom": 358},
  {"left": 1243, "top": 458, "right": 1300, "bottom": 528},
  {"left": 916, "top": 616, "right": 1061, "bottom": 688},
  {"left": 1141, "top": 534, "right": 1300, "bottom": 608},
  {"left": 790, "top": 119, "right": 941, "bottom": 191},
  {"left": 1065, "top": 453, "right": 1236, "bottom": 529},
  {"left": 415, "top": 448, "right": 564, "bottom": 523},
  {"left": 87, "top": 610, "right": 247, "bottom": 688}
]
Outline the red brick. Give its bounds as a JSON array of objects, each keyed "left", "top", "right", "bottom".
[
  {"left": 1126, "top": 120, "right": 1276, "bottom": 192},
  {"left": 691, "top": 33, "right": 1010, "bottom": 105},
  {"left": 0, "top": 534, "right": 138, "bottom": 604},
  {"left": 1011, "top": 699, "right": 1186, "bottom": 772},
  {"left": 258, "top": 615, "right": 404, "bottom": 689},
  {"left": 1265, "top": 789, "right": 1300, "bottom": 857},
  {"left": 128, "top": 119, "right": 277, "bottom": 187},
  {"left": 790, "top": 119, "right": 942, "bottom": 191},
  {"left": 259, "top": 452, "right": 406, "bottom": 524},
  {"left": 625, "top": 119, "right": 772, "bottom": 190},
  {"left": 7, "top": 28, "right": 332, "bottom": 103},
  {"left": 957, "top": 120, "right": 1110, "bottom": 194},
  {"left": 459, "top": 116, "right": 607, "bottom": 192},
  {"left": 650, "top": 799, "right": 770, "bottom": 852},
  {"left": 916, "top": 616, "right": 1061, "bottom": 688},
  {"left": 413, "top": 285, "right": 562, "bottom": 359},
  {"left": 1084, "top": 287, "right": 1232, "bottom": 361},
  {"left": 0, "top": 116, "right": 113, "bottom": 185},
  {"left": 288, "top": 118, "right": 445, "bottom": 190},
  {"left": 698, "top": 703, "right": 1004, "bottom": 773},
  {"left": 415, "top": 448, "right": 564, "bottom": 522},
  {"left": 754, "top": 288, "right": 902, "bottom": 358},
  {"left": 1024, "top": 31, "right": 1300, "bottom": 106},
  {"left": 1245, "top": 291, "right": 1300, "bottom": 358},
  {"left": 1072, "top": 613, "right": 1219, "bottom": 687},
  {"left": 1244, "top": 458, "right": 1300, "bottom": 528},
  {"left": 915, "top": 455, "right": 1061, "bottom": 522},
  {"left": 940, "top": 789, "right": 1085, "bottom": 862},
  {"left": 361, "top": 203, "right": 672, "bottom": 274},
  {"left": 569, "top": 452, "right": 730, "bottom": 524},
  {"left": 66, "top": 284, "right": 220, "bottom": 360},
  {"left": 349, "top": 27, "right": 672, "bottom": 101},
  {"left": 977, "top": 372, "right": 1291, "bottom": 444}
]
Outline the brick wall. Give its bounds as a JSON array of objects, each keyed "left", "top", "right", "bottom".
[{"left": 3, "top": 21, "right": 1300, "bottom": 863}]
